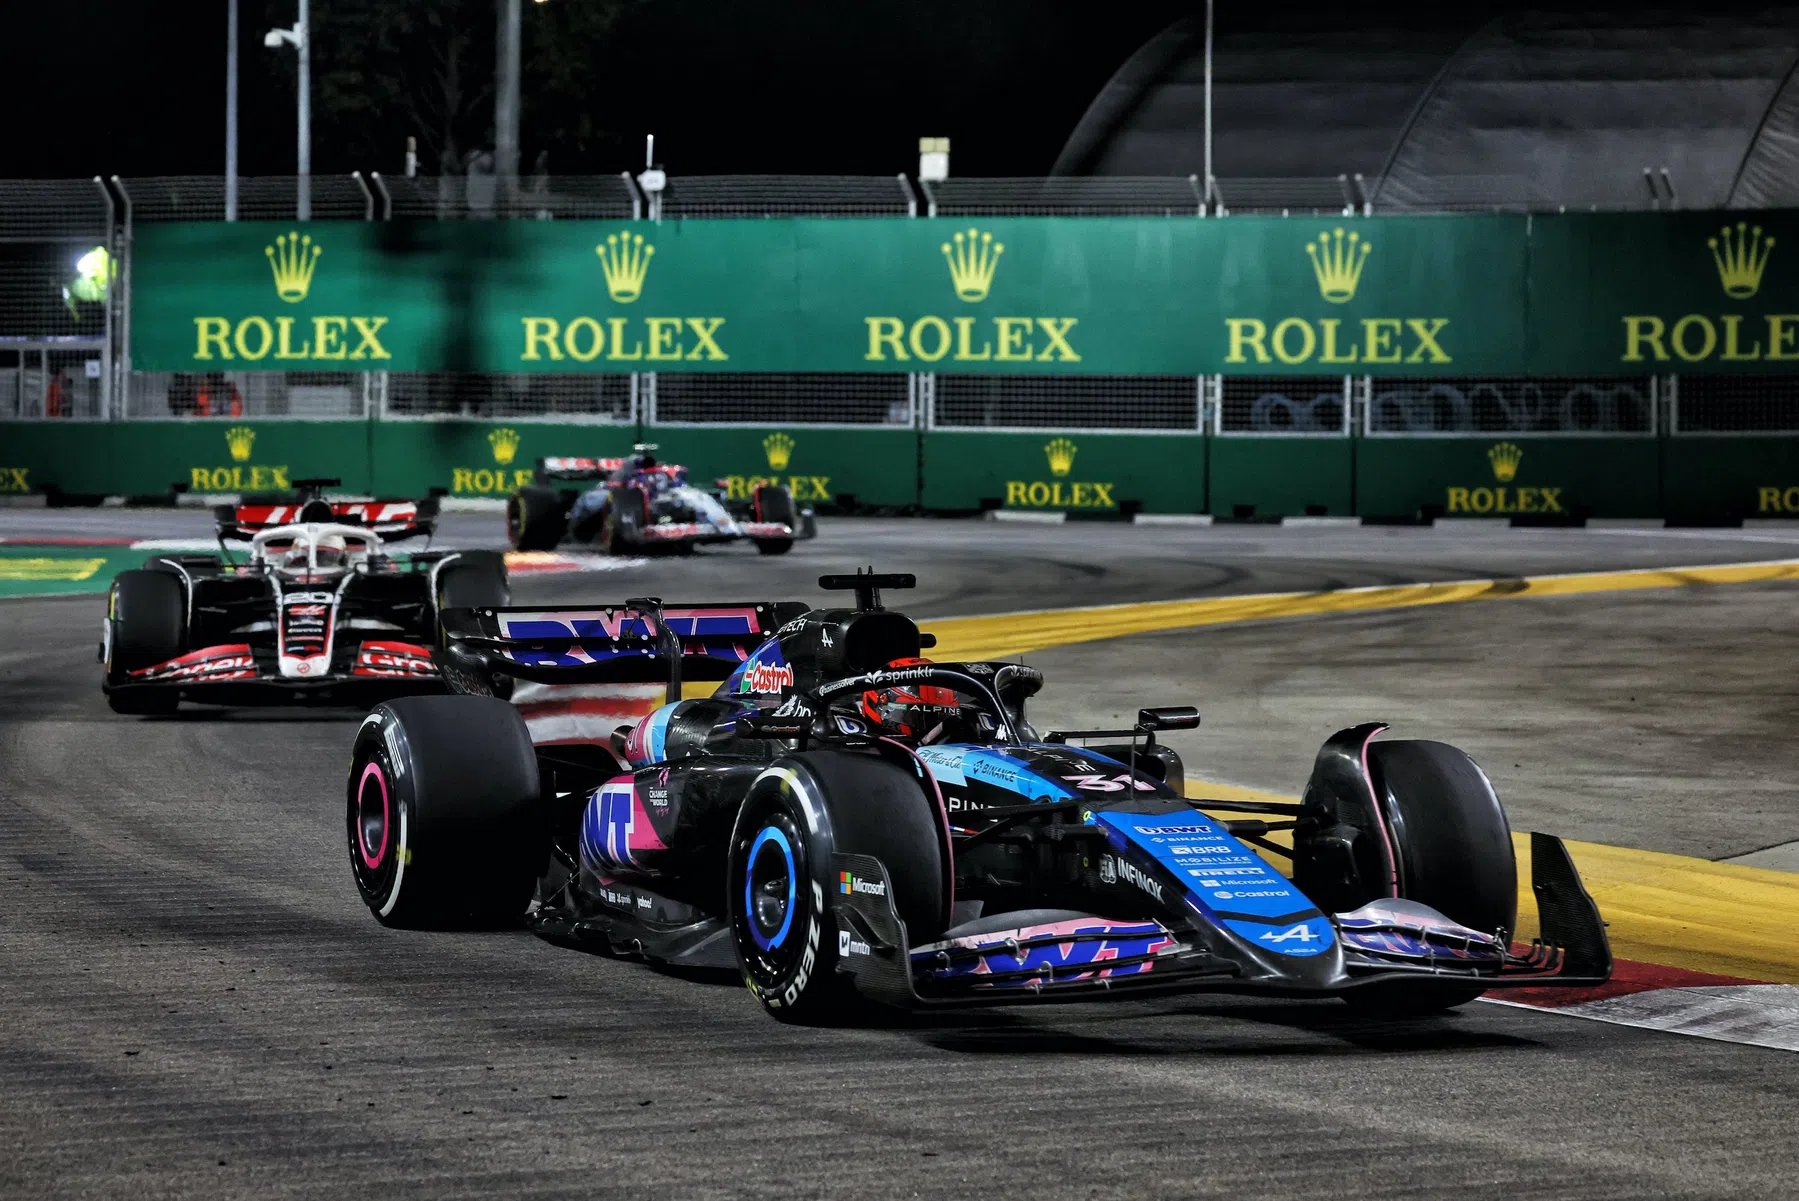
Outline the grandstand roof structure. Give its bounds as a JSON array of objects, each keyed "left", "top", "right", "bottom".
[{"left": 1054, "top": 8, "right": 1799, "bottom": 210}]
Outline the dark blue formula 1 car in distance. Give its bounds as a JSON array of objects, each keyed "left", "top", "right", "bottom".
[
  {"left": 344, "top": 571, "right": 1611, "bottom": 1023},
  {"left": 505, "top": 444, "right": 814, "bottom": 556}
]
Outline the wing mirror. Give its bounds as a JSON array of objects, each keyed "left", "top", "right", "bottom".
[{"left": 1138, "top": 705, "right": 1201, "bottom": 731}]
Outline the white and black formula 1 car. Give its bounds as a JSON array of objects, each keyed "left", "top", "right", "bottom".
[
  {"left": 506, "top": 444, "right": 815, "bottom": 556},
  {"left": 100, "top": 479, "right": 509, "bottom": 715},
  {"left": 343, "top": 571, "right": 1611, "bottom": 1024}
]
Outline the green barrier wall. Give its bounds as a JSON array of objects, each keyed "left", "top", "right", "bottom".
[
  {"left": 9, "top": 421, "right": 1799, "bottom": 522},
  {"left": 920, "top": 431, "right": 1205, "bottom": 513},
  {"left": 1355, "top": 437, "right": 1662, "bottom": 520},
  {"left": 1209, "top": 438, "right": 1355, "bottom": 517},
  {"left": 130, "top": 210, "right": 1799, "bottom": 377}
]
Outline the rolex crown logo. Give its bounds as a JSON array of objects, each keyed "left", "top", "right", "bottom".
[
  {"left": 1305, "top": 227, "right": 1371, "bottom": 304},
  {"left": 1044, "top": 437, "right": 1078, "bottom": 477},
  {"left": 489, "top": 427, "right": 521, "bottom": 466},
  {"left": 226, "top": 425, "right": 256, "bottom": 463},
  {"left": 1488, "top": 441, "right": 1523, "bottom": 483},
  {"left": 763, "top": 432, "right": 794, "bottom": 472},
  {"left": 941, "top": 227, "right": 1004, "bottom": 303},
  {"left": 1709, "top": 221, "right": 1774, "bottom": 300},
  {"left": 596, "top": 232, "right": 654, "bottom": 303},
  {"left": 264, "top": 231, "right": 321, "bottom": 303}
]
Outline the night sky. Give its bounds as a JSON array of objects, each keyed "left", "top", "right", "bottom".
[{"left": 5, "top": 2, "right": 1189, "bottom": 181}]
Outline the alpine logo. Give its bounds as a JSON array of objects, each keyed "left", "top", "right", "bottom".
[{"left": 1258, "top": 923, "right": 1321, "bottom": 944}]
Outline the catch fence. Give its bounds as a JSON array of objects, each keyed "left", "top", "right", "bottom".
[{"left": 2, "top": 173, "right": 1797, "bottom": 440}]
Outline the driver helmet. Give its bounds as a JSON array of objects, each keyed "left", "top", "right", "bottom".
[
  {"left": 281, "top": 533, "right": 349, "bottom": 575},
  {"left": 860, "top": 657, "right": 971, "bottom": 744}
]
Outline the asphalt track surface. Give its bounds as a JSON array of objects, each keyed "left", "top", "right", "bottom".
[{"left": 4, "top": 514, "right": 1799, "bottom": 1199}]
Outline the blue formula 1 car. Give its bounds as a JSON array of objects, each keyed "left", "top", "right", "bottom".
[
  {"left": 506, "top": 445, "right": 814, "bottom": 557},
  {"left": 344, "top": 572, "right": 1611, "bottom": 1023}
]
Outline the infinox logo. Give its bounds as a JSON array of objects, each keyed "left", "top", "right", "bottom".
[
  {"left": 1005, "top": 436, "right": 1119, "bottom": 511},
  {"left": 518, "top": 228, "right": 728, "bottom": 364},
  {"left": 1622, "top": 222, "right": 1796, "bottom": 364},
  {"left": 1445, "top": 440, "right": 1566, "bottom": 515},
  {"left": 863, "top": 226, "right": 1080, "bottom": 364},
  {"left": 190, "top": 424, "right": 291, "bottom": 493},
  {"left": 451, "top": 426, "right": 536, "bottom": 496},
  {"left": 1224, "top": 228, "right": 1451, "bottom": 367},
  {"left": 192, "top": 231, "right": 393, "bottom": 363}
]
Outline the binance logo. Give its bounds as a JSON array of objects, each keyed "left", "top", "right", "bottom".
[
  {"left": 1306, "top": 228, "right": 1370, "bottom": 304},
  {"left": 942, "top": 227, "right": 1004, "bottom": 302},
  {"left": 226, "top": 425, "right": 256, "bottom": 463},
  {"left": 265, "top": 232, "right": 321, "bottom": 303},
  {"left": 1044, "top": 437, "right": 1077, "bottom": 477},
  {"left": 763, "top": 432, "right": 794, "bottom": 472},
  {"left": 1709, "top": 222, "right": 1773, "bottom": 299},
  {"left": 489, "top": 427, "right": 521, "bottom": 466},
  {"left": 596, "top": 232, "right": 654, "bottom": 303},
  {"left": 1487, "top": 441, "right": 1522, "bottom": 483}
]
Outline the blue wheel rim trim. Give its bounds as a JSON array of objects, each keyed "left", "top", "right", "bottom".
[{"left": 745, "top": 825, "right": 798, "bottom": 952}]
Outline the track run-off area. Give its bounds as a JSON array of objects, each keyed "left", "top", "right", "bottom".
[{"left": 4, "top": 513, "right": 1799, "bottom": 1199}]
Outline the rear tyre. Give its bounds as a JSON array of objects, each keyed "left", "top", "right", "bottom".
[
  {"left": 755, "top": 538, "right": 793, "bottom": 556},
  {"left": 751, "top": 485, "right": 797, "bottom": 556},
  {"left": 1343, "top": 739, "right": 1516, "bottom": 1015},
  {"left": 436, "top": 550, "right": 510, "bottom": 611},
  {"left": 727, "top": 749, "right": 948, "bottom": 1024},
  {"left": 104, "top": 570, "right": 185, "bottom": 716},
  {"left": 346, "top": 695, "right": 544, "bottom": 929},
  {"left": 506, "top": 487, "right": 565, "bottom": 552}
]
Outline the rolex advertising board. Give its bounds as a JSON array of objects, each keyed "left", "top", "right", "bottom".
[{"left": 127, "top": 213, "right": 1755, "bottom": 376}]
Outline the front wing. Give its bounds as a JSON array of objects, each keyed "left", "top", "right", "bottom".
[
  {"left": 829, "top": 833, "right": 1612, "bottom": 1010},
  {"left": 104, "top": 640, "right": 446, "bottom": 706}
]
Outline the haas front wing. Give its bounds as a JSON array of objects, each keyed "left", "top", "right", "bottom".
[
  {"left": 828, "top": 815, "right": 1611, "bottom": 1010},
  {"left": 108, "top": 587, "right": 443, "bottom": 704}
]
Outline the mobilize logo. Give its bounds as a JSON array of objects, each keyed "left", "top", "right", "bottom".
[
  {"left": 839, "top": 871, "right": 887, "bottom": 898},
  {"left": 863, "top": 226, "right": 1081, "bottom": 364},
  {"left": 519, "top": 229, "right": 729, "bottom": 365},
  {"left": 193, "top": 231, "right": 393, "bottom": 364}
]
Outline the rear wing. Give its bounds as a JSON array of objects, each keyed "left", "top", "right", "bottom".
[
  {"left": 535, "top": 457, "right": 687, "bottom": 486},
  {"left": 437, "top": 597, "right": 810, "bottom": 701},
  {"left": 213, "top": 499, "right": 439, "bottom": 542},
  {"left": 536, "top": 457, "right": 626, "bottom": 483}
]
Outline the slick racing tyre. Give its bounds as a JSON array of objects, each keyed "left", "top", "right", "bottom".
[
  {"left": 752, "top": 484, "right": 795, "bottom": 555},
  {"left": 347, "top": 695, "right": 544, "bottom": 929},
  {"left": 727, "top": 749, "right": 949, "bottom": 1024},
  {"left": 437, "top": 550, "right": 510, "bottom": 611},
  {"left": 1345, "top": 739, "right": 1516, "bottom": 1015},
  {"left": 506, "top": 486, "right": 566, "bottom": 552},
  {"left": 104, "top": 569, "right": 185, "bottom": 716},
  {"left": 601, "top": 485, "right": 647, "bottom": 555}
]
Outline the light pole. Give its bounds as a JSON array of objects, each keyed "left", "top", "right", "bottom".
[
  {"left": 496, "top": 0, "right": 522, "bottom": 208},
  {"left": 265, "top": 0, "right": 311, "bottom": 220},
  {"left": 1203, "top": 0, "right": 1214, "bottom": 212},
  {"left": 226, "top": 0, "right": 239, "bottom": 221}
]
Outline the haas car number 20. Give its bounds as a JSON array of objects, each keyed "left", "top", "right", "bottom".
[
  {"left": 345, "top": 571, "right": 1612, "bottom": 1023},
  {"left": 102, "top": 480, "right": 509, "bottom": 714}
]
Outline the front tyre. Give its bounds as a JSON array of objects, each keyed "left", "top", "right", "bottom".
[
  {"left": 728, "top": 776, "right": 839, "bottom": 1022},
  {"left": 506, "top": 487, "right": 566, "bottom": 552},
  {"left": 104, "top": 569, "right": 185, "bottom": 716},
  {"left": 1344, "top": 738, "right": 1516, "bottom": 1015},
  {"left": 347, "top": 695, "right": 544, "bottom": 929}
]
